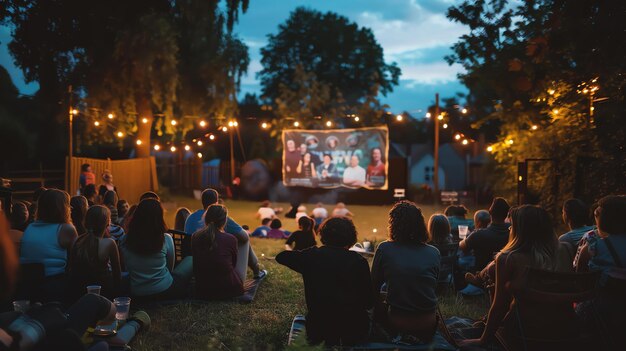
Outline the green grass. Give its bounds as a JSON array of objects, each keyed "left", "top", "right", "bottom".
[{"left": 130, "top": 197, "right": 487, "bottom": 350}]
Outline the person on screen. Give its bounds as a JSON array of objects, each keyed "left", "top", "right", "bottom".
[
  {"left": 366, "top": 147, "right": 386, "bottom": 187},
  {"left": 317, "top": 154, "right": 337, "bottom": 181},
  {"left": 285, "top": 139, "right": 301, "bottom": 179},
  {"left": 297, "top": 152, "right": 317, "bottom": 178},
  {"left": 342, "top": 155, "right": 366, "bottom": 187}
]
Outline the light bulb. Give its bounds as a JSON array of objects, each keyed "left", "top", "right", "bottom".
[
  {"left": 170, "top": 146, "right": 177, "bottom": 152},
  {"left": 154, "top": 145, "right": 161, "bottom": 151},
  {"left": 199, "top": 120, "right": 207, "bottom": 127},
  {"left": 94, "top": 121, "right": 100, "bottom": 127},
  {"left": 136, "top": 139, "right": 142, "bottom": 145},
  {"left": 197, "top": 140, "right": 203, "bottom": 146},
  {"left": 107, "top": 113, "right": 114, "bottom": 119}
]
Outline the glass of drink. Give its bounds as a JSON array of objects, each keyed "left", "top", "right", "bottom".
[
  {"left": 113, "top": 297, "right": 131, "bottom": 321},
  {"left": 12, "top": 300, "right": 30, "bottom": 312},
  {"left": 363, "top": 241, "right": 372, "bottom": 251},
  {"left": 458, "top": 225, "right": 469, "bottom": 240},
  {"left": 87, "top": 285, "right": 102, "bottom": 295}
]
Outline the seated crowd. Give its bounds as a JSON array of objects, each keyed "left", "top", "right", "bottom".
[{"left": 1, "top": 181, "right": 624, "bottom": 350}]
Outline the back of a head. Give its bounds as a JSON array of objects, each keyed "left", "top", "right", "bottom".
[
  {"left": 490, "top": 197, "right": 511, "bottom": 223},
  {"left": 174, "top": 207, "right": 191, "bottom": 231},
  {"left": 10, "top": 201, "right": 29, "bottom": 230},
  {"left": 261, "top": 200, "right": 270, "bottom": 208},
  {"left": 103, "top": 190, "right": 118, "bottom": 207},
  {"left": 319, "top": 217, "right": 357, "bottom": 248},
  {"left": 81, "top": 163, "right": 90, "bottom": 172},
  {"left": 117, "top": 200, "right": 129, "bottom": 217},
  {"left": 83, "top": 184, "right": 97, "bottom": 198},
  {"left": 388, "top": 200, "right": 428, "bottom": 244},
  {"left": 270, "top": 218, "right": 282, "bottom": 229},
  {"left": 451, "top": 205, "right": 468, "bottom": 217},
  {"left": 33, "top": 187, "right": 47, "bottom": 203},
  {"left": 297, "top": 205, "right": 306, "bottom": 212},
  {"left": 37, "top": 189, "right": 71, "bottom": 224},
  {"left": 473, "top": 210, "right": 491, "bottom": 228},
  {"left": 562, "top": 198, "right": 590, "bottom": 228},
  {"left": 0, "top": 214, "right": 18, "bottom": 301},
  {"left": 204, "top": 204, "right": 228, "bottom": 228},
  {"left": 85, "top": 205, "right": 110, "bottom": 237},
  {"left": 139, "top": 191, "right": 160, "bottom": 202},
  {"left": 298, "top": 215, "right": 314, "bottom": 232},
  {"left": 201, "top": 188, "right": 219, "bottom": 209},
  {"left": 504, "top": 205, "right": 556, "bottom": 268},
  {"left": 127, "top": 198, "right": 166, "bottom": 254},
  {"left": 336, "top": 202, "right": 345, "bottom": 209},
  {"left": 428, "top": 214, "right": 451, "bottom": 244},
  {"left": 596, "top": 195, "right": 626, "bottom": 235},
  {"left": 70, "top": 196, "right": 88, "bottom": 229},
  {"left": 261, "top": 217, "right": 272, "bottom": 226}
]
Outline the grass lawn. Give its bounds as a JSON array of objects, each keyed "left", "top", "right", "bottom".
[{"left": 130, "top": 196, "right": 488, "bottom": 350}]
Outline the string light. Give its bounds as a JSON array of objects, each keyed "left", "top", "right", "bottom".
[
  {"left": 326, "top": 121, "right": 332, "bottom": 127},
  {"left": 548, "top": 89, "right": 555, "bottom": 95},
  {"left": 93, "top": 121, "right": 100, "bottom": 127},
  {"left": 228, "top": 121, "right": 234, "bottom": 127},
  {"left": 487, "top": 146, "right": 493, "bottom": 152},
  {"left": 462, "top": 139, "right": 468, "bottom": 145},
  {"left": 443, "top": 123, "right": 448, "bottom": 129},
  {"left": 107, "top": 113, "right": 114, "bottom": 119},
  {"left": 197, "top": 152, "right": 203, "bottom": 159},
  {"left": 437, "top": 114, "right": 443, "bottom": 120},
  {"left": 197, "top": 140, "right": 203, "bottom": 146},
  {"left": 71, "top": 109, "right": 79, "bottom": 115},
  {"left": 531, "top": 125, "right": 538, "bottom": 130},
  {"left": 171, "top": 120, "right": 178, "bottom": 126},
  {"left": 261, "top": 122, "right": 269, "bottom": 129},
  {"left": 425, "top": 112, "right": 431, "bottom": 118},
  {"left": 552, "top": 109, "right": 559, "bottom": 115},
  {"left": 184, "top": 145, "right": 191, "bottom": 151},
  {"left": 136, "top": 139, "right": 143, "bottom": 145},
  {"left": 396, "top": 114, "right": 403, "bottom": 121},
  {"left": 354, "top": 116, "right": 360, "bottom": 122},
  {"left": 199, "top": 120, "right": 207, "bottom": 127},
  {"left": 141, "top": 118, "right": 148, "bottom": 124},
  {"left": 116, "top": 131, "right": 124, "bottom": 138},
  {"left": 154, "top": 144, "right": 161, "bottom": 151},
  {"left": 221, "top": 126, "right": 228, "bottom": 132},
  {"left": 293, "top": 121, "right": 300, "bottom": 127},
  {"left": 508, "top": 139, "right": 514, "bottom": 145},
  {"left": 209, "top": 134, "right": 215, "bottom": 140},
  {"left": 461, "top": 108, "right": 468, "bottom": 114},
  {"left": 233, "top": 121, "right": 238, "bottom": 127},
  {"left": 170, "top": 146, "right": 177, "bottom": 152},
  {"left": 454, "top": 134, "right": 461, "bottom": 140}
]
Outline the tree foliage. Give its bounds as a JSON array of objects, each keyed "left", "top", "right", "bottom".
[
  {"left": 446, "top": 0, "right": 626, "bottom": 207},
  {"left": 259, "top": 7, "right": 400, "bottom": 128}
]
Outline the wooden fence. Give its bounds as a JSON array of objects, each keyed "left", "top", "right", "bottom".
[{"left": 67, "top": 157, "right": 158, "bottom": 203}]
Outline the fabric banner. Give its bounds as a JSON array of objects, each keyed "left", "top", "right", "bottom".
[{"left": 282, "top": 126, "right": 389, "bottom": 190}]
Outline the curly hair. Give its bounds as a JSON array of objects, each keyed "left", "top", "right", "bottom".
[
  {"left": 388, "top": 200, "right": 428, "bottom": 244},
  {"left": 319, "top": 217, "right": 357, "bottom": 248}
]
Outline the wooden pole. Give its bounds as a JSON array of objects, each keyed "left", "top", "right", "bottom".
[
  {"left": 433, "top": 93, "right": 440, "bottom": 204},
  {"left": 229, "top": 127, "right": 235, "bottom": 183}
]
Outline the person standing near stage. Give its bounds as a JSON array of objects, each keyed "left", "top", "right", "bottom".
[
  {"left": 79, "top": 163, "right": 96, "bottom": 195},
  {"left": 366, "top": 147, "right": 386, "bottom": 187},
  {"left": 98, "top": 170, "right": 117, "bottom": 199}
]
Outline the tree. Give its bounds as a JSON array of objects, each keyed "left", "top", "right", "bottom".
[
  {"left": 258, "top": 7, "right": 400, "bottom": 126},
  {"left": 446, "top": 0, "right": 626, "bottom": 207}
]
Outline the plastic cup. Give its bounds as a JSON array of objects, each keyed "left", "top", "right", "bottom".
[
  {"left": 87, "top": 285, "right": 102, "bottom": 295},
  {"left": 363, "top": 241, "right": 372, "bottom": 251},
  {"left": 113, "top": 297, "right": 131, "bottom": 321},
  {"left": 94, "top": 320, "right": 117, "bottom": 336},
  {"left": 458, "top": 225, "right": 469, "bottom": 240},
  {"left": 12, "top": 300, "right": 30, "bottom": 312}
]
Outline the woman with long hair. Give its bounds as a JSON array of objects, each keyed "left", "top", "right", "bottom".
[
  {"left": 371, "top": 201, "right": 441, "bottom": 342},
  {"left": 192, "top": 204, "right": 244, "bottom": 300},
  {"left": 98, "top": 170, "right": 117, "bottom": 200},
  {"left": 459, "top": 205, "right": 573, "bottom": 347},
  {"left": 120, "top": 198, "right": 192, "bottom": 300},
  {"left": 285, "top": 215, "right": 317, "bottom": 251},
  {"left": 69, "top": 205, "right": 121, "bottom": 298},
  {"left": 427, "top": 214, "right": 453, "bottom": 247},
  {"left": 70, "top": 195, "right": 88, "bottom": 236},
  {"left": 174, "top": 207, "right": 191, "bottom": 232}
]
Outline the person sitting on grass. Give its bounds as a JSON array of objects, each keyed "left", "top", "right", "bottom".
[
  {"left": 69, "top": 205, "right": 121, "bottom": 299},
  {"left": 120, "top": 198, "right": 193, "bottom": 300},
  {"left": 70, "top": 196, "right": 89, "bottom": 236},
  {"left": 184, "top": 188, "right": 266, "bottom": 281},
  {"left": 103, "top": 190, "right": 125, "bottom": 241},
  {"left": 83, "top": 184, "right": 98, "bottom": 207},
  {"left": 9, "top": 201, "right": 29, "bottom": 251},
  {"left": 371, "top": 201, "right": 440, "bottom": 343},
  {"left": 445, "top": 204, "right": 474, "bottom": 240},
  {"left": 276, "top": 217, "right": 374, "bottom": 347},
  {"left": 116, "top": 199, "right": 130, "bottom": 226},
  {"left": 250, "top": 218, "right": 271, "bottom": 238},
  {"left": 473, "top": 210, "right": 491, "bottom": 231},
  {"left": 332, "top": 202, "right": 353, "bottom": 217},
  {"left": 174, "top": 207, "right": 191, "bottom": 232},
  {"left": 267, "top": 218, "right": 288, "bottom": 239},
  {"left": 295, "top": 205, "right": 308, "bottom": 222},
  {"left": 256, "top": 200, "right": 276, "bottom": 220},
  {"left": 427, "top": 214, "right": 453, "bottom": 247},
  {"left": 311, "top": 203, "right": 328, "bottom": 226},
  {"left": 559, "top": 198, "right": 595, "bottom": 248},
  {"left": 192, "top": 204, "right": 245, "bottom": 300},
  {"left": 285, "top": 216, "right": 317, "bottom": 251},
  {"left": 458, "top": 205, "right": 574, "bottom": 348}
]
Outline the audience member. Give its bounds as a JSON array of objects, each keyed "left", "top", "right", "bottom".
[
  {"left": 69, "top": 205, "right": 121, "bottom": 299},
  {"left": 276, "top": 217, "right": 373, "bottom": 346},
  {"left": 445, "top": 205, "right": 474, "bottom": 239},
  {"left": 0, "top": 214, "right": 18, "bottom": 304},
  {"left": 120, "top": 199, "right": 193, "bottom": 300},
  {"left": 27, "top": 187, "right": 47, "bottom": 224},
  {"left": 473, "top": 210, "right": 491, "bottom": 230},
  {"left": 332, "top": 202, "right": 353, "bottom": 217},
  {"left": 559, "top": 198, "right": 595, "bottom": 248},
  {"left": 78, "top": 163, "right": 96, "bottom": 195},
  {"left": 83, "top": 184, "right": 98, "bottom": 207},
  {"left": 116, "top": 199, "right": 130, "bottom": 225},
  {"left": 121, "top": 204, "right": 137, "bottom": 232},
  {"left": 9, "top": 201, "right": 28, "bottom": 250},
  {"left": 192, "top": 204, "right": 244, "bottom": 300},
  {"left": 311, "top": 203, "right": 328, "bottom": 226},
  {"left": 174, "top": 207, "right": 191, "bottom": 232},
  {"left": 295, "top": 205, "right": 308, "bottom": 221},
  {"left": 98, "top": 170, "right": 117, "bottom": 199},
  {"left": 139, "top": 191, "right": 160, "bottom": 201},
  {"left": 102, "top": 190, "right": 119, "bottom": 223},
  {"left": 184, "top": 188, "right": 265, "bottom": 281},
  {"left": 371, "top": 201, "right": 440, "bottom": 342},
  {"left": 459, "top": 205, "right": 574, "bottom": 347},
  {"left": 285, "top": 216, "right": 317, "bottom": 251},
  {"left": 459, "top": 197, "right": 511, "bottom": 271},
  {"left": 256, "top": 200, "right": 276, "bottom": 220},
  {"left": 250, "top": 218, "right": 271, "bottom": 238},
  {"left": 70, "top": 195, "right": 89, "bottom": 236},
  {"left": 267, "top": 219, "right": 288, "bottom": 239},
  {"left": 428, "top": 214, "right": 453, "bottom": 247}
]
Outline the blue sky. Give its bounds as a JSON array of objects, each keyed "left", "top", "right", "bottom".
[{"left": 0, "top": 0, "right": 468, "bottom": 114}]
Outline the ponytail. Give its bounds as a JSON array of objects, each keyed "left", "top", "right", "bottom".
[
  {"left": 73, "top": 206, "right": 110, "bottom": 269},
  {"left": 197, "top": 204, "right": 228, "bottom": 251}
]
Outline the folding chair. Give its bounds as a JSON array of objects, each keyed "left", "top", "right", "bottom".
[
  {"left": 435, "top": 243, "right": 459, "bottom": 295},
  {"left": 495, "top": 268, "right": 600, "bottom": 351},
  {"left": 167, "top": 229, "right": 191, "bottom": 264}
]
